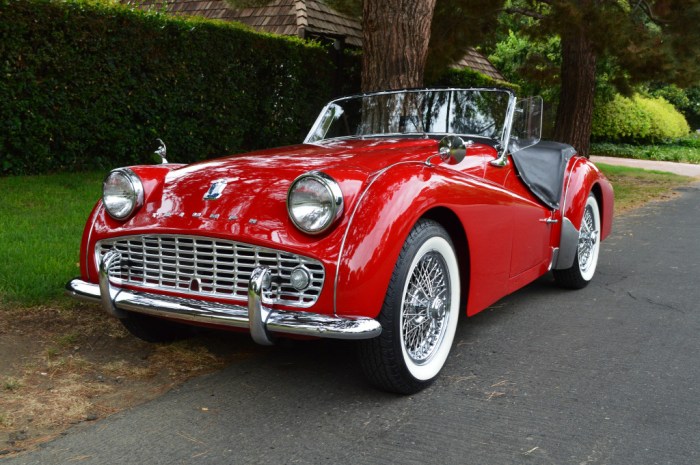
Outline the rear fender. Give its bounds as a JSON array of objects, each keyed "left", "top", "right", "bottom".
[{"left": 555, "top": 158, "right": 614, "bottom": 270}]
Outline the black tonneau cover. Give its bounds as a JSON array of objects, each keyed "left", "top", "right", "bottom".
[{"left": 511, "top": 140, "right": 577, "bottom": 209}]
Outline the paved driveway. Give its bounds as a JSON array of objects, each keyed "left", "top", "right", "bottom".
[{"left": 8, "top": 183, "right": 700, "bottom": 465}]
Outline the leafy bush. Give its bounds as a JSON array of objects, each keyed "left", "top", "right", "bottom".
[
  {"left": 0, "top": 0, "right": 350, "bottom": 175},
  {"left": 649, "top": 83, "right": 700, "bottom": 130},
  {"left": 592, "top": 94, "right": 690, "bottom": 143}
]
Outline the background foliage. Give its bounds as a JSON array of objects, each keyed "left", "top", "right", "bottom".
[
  {"left": 0, "top": 0, "right": 349, "bottom": 175},
  {"left": 592, "top": 94, "right": 690, "bottom": 143},
  {"left": 432, "top": 67, "right": 520, "bottom": 93}
]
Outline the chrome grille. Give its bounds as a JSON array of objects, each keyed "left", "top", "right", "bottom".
[{"left": 96, "top": 235, "right": 325, "bottom": 308}]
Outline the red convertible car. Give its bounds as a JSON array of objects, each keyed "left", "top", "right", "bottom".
[{"left": 67, "top": 88, "right": 613, "bottom": 394}]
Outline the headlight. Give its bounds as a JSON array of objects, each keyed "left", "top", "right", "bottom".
[
  {"left": 287, "top": 172, "right": 343, "bottom": 234},
  {"left": 103, "top": 168, "right": 144, "bottom": 220}
]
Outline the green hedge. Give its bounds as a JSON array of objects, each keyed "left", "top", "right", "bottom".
[
  {"left": 0, "top": 0, "right": 345, "bottom": 175},
  {"left": 592, "top": 94, "right": 690, "bottom": 143}
]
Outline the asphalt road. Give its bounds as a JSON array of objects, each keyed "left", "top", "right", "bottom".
[{"left": 8, "top": 182, "right": 700, "bottom": 465}]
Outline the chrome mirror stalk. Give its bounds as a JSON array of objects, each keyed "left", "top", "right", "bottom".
[{"left": 154, "top": 138, "right": 168, "bottom": 164}]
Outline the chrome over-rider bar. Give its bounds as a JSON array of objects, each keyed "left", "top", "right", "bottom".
[{"left": 66, "top": 250, "right": 382, "bottom": 345}]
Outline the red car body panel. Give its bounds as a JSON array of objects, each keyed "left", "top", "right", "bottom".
[{"left": 77, "top": 137, "right": 613, "bottom": 325}]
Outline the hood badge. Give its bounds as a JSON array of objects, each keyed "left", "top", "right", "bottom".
[{"left": 203, "top": 179, "right": 228, "bottom": 200}]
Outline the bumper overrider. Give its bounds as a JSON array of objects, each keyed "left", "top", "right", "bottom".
[{"left": 65, "top": 250, "right": 382, "bottom": 345}]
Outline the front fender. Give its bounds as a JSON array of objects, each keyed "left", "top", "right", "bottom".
[
  {"left": 334, "top": 163, "right": 434, "bottom": 318},
  {"left": 334, "top": 162, "right": 521, "bottom": 319}
]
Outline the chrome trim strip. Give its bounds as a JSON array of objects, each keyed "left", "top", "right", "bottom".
[{"left": 65, "top": 277, "right": 382, "bottom": 342}]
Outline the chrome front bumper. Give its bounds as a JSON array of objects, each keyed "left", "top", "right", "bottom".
[{"left": 66, "top": 250, "right": 381, "bottom": 345}]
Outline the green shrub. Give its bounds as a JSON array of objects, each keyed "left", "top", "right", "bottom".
[
  {"left": 0, "top": 0, "right": 352, "bottom": 175},
  {"left": 592, "top": 94, "right": 690, "bottom": 143}
]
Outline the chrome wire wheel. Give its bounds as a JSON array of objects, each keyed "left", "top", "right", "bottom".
[
  {"left": 401, "top": 251, "right": 451, "bottom": 366},
  {"left": 553, "top": 193, "right": 601, "bottom": 289},
  {"left": 577, "top": 195, "right": 601, "bottom": 281},
  {"left": 358, "top": 219, "right": 461, "bottom": 394},
  {"left": 396, "top": 231, "right": 460, "bottom": 383}
]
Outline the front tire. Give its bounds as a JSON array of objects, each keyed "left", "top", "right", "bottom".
[
  {"left": 554, "top": 193, "right": 601, "bottom": 289},
  {"left": 359, "top": 219, "right": 460, "bottom": 394}
]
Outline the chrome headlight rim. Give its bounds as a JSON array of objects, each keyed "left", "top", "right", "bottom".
[
  {"left": 287, "top": 171, "right": 344, "bottom": 235},
  {"left": 102, "top": 168, "right": 144, "bottom": 221}
]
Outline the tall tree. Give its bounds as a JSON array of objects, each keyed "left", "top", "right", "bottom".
[
  {"left": 502, "top": 0, "right": 700, "bottom": 156},
  {"left": 361, "top": 0, "right": 437, "bottom": 91}
]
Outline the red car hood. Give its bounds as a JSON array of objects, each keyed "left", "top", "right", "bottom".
[
  {"left": 112, "top": 138, "right": 440, "bottom": 251},
  {"left": 167, "top": 138, "right": 438, "bottom": 186},
  {"left": 158, "top": 138, "right": 438, "bottom": 216}
]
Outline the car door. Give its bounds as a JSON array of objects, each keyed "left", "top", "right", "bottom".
[{"left": 482, "top": 154, "right": 553, "bottom": 280}]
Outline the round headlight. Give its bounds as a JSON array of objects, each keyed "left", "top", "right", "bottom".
[
  {"left": 103, "top": 169, "right": 144, "bottom": 220},
  {"left": 287, "top": 172, "right": 343, "bottom": 234}
]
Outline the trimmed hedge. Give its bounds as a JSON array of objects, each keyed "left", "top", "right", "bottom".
[
  {"left": 592, "top": 94, "right": 690, "bottom": 143},
  {"left": 0, "top": 0, "right": 346, "bottom": 175}
]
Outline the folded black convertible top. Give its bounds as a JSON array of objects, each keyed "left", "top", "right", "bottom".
[{"left": 511, "top": 140, "right": 577, "bottom": 210}]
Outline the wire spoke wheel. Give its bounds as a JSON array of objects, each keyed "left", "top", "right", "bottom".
[
  {"left": 359, "top": 219, "right": 460, "bottom": 394},
  {"left": 553, "top": 193, "right": 601, "bottom": 289},
  {"left": 577, "top": 202, "right": 599, "bottom": 274},
  {"left": 401, "top": 252, "right": 450, "bottom": 365}
]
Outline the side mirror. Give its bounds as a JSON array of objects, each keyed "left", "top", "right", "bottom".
[
  {"left": 152, "top": 138, "right": 168, "bottom": 164},
  {"left": 437, "top": 135, "right": 469, "bottom": 165}
]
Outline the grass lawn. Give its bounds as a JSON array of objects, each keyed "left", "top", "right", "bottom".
[
  {"left": 0, "top": 171, "right": 105, "bottom": 307},
  {"left": 596, "top": 163, "right": 696, "bottom": 212},
  {"left": 0, "top": 165, "right": 695, "bottom": 308}
]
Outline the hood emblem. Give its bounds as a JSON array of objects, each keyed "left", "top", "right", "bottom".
[{"left": 204, "top": 179, "right": 228, "bottom": 200}]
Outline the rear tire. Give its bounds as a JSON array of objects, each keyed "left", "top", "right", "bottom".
[
  {"left": 554, "top": 194, "right": 601, "bottom": 289},
  {"left": 359, "top": 219, "right": 460, "bottom": 394},
  {"left": 120, "top": 312, "right": 192, "bottom": 343}
]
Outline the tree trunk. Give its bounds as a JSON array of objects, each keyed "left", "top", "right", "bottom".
[
  {"left": 361, "top": 0, "right": 437, "bottom": 92},
  {"left": 553, "top": 30, "right": 597, "bottom": 158}
]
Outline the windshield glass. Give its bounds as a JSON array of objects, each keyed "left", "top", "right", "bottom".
[{"left": 305, "top": 89, "right": 514, "bottom": 143}]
